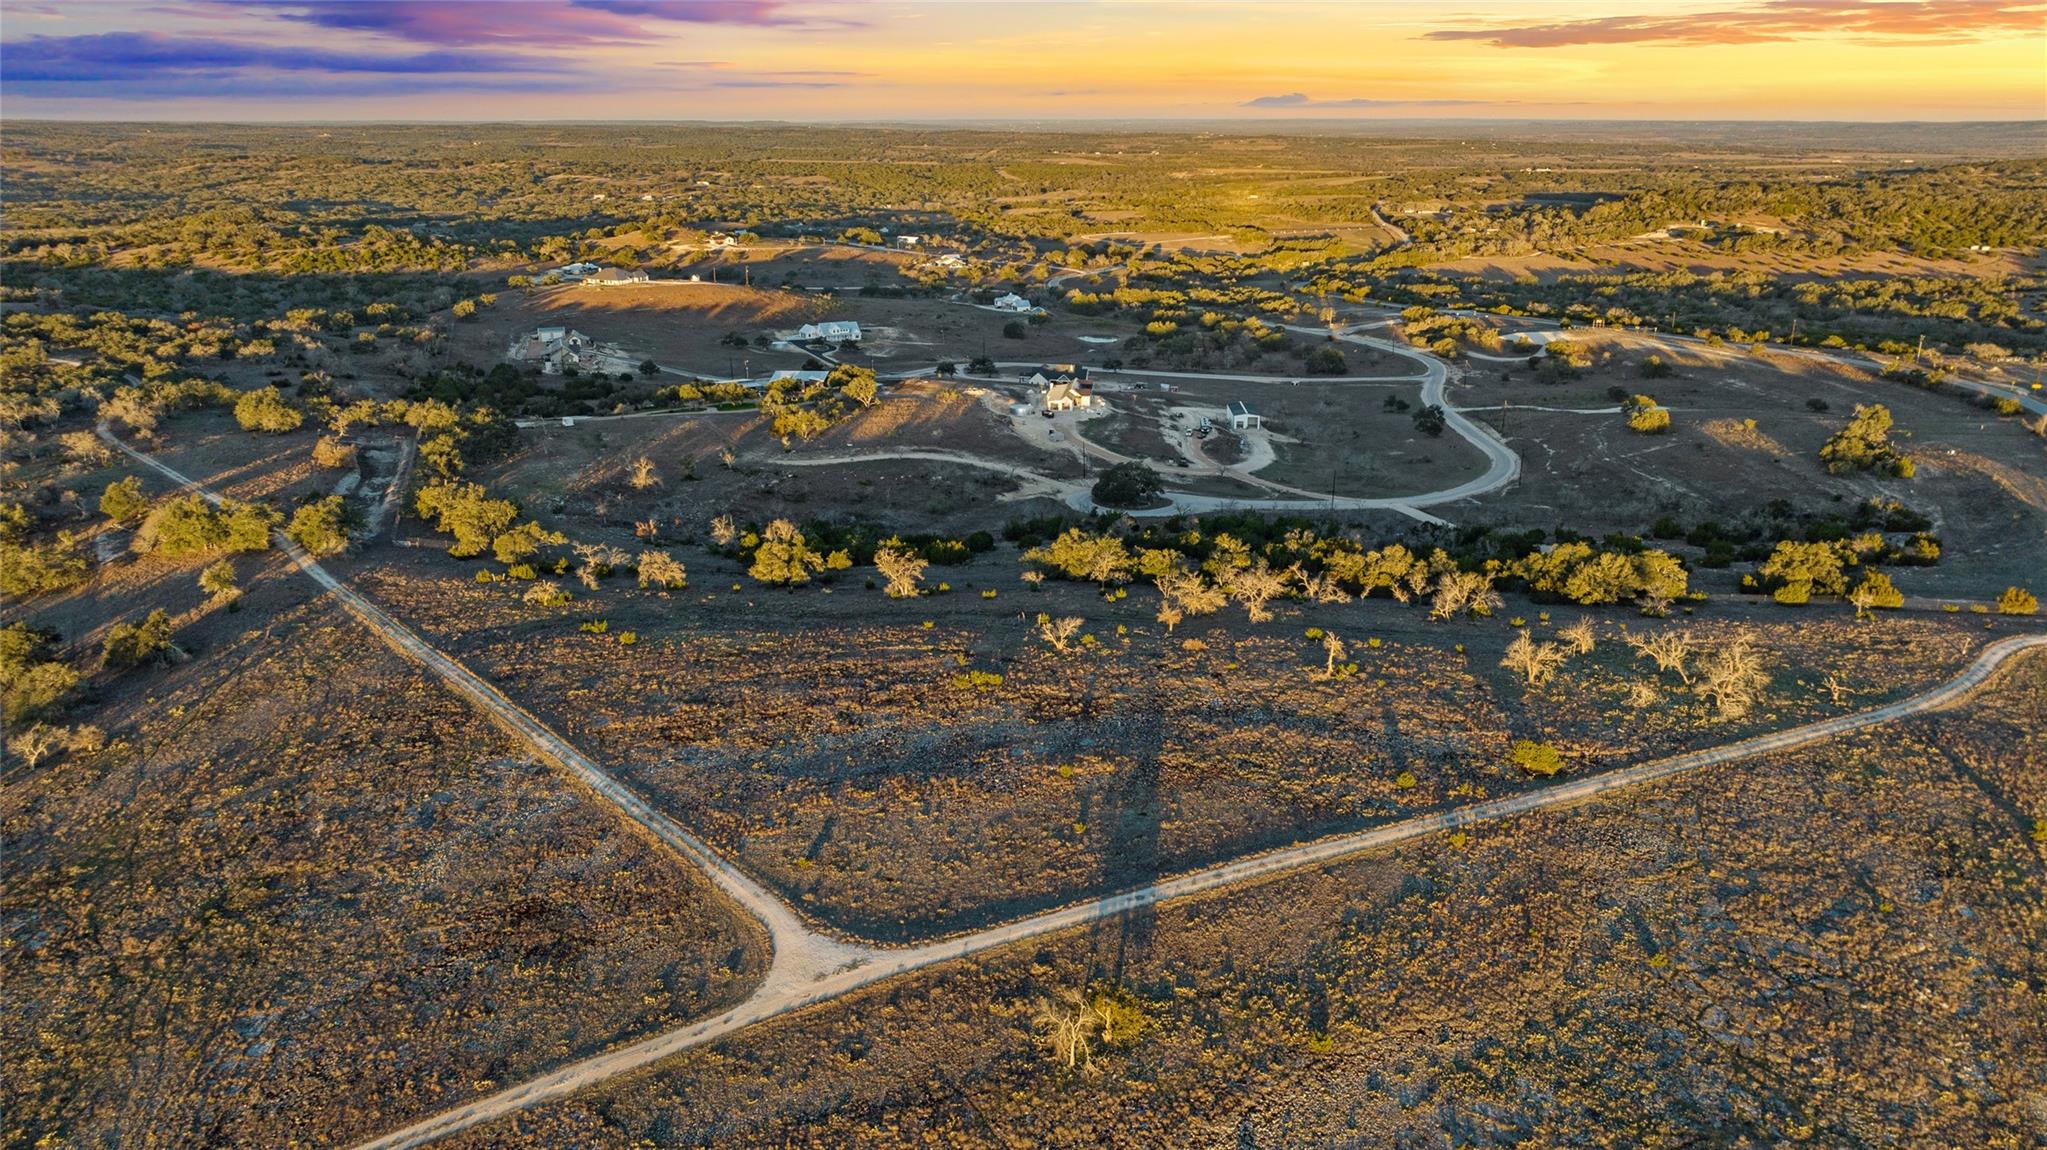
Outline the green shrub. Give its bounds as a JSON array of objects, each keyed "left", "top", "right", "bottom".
[
  {"left": 952, "top": 670, "right": 1004, "bottom": 692},
  {"left": 100, "top": 477, "right": 150, "bottom": 526},
  {"left": 1509, "top": 740, "right": 1565, "bottom": 777},
  {"left": 1091, "top": 461, "right": 1164, "bottom": 509},
  {"left": 137, "top": 495, "right": 277, "bottom": 558},
  {"left": 102, "top": 609, "right": 174, "bottom": 669},
  {"left": 0, "top": 537, "right": 90, "bottom": 598},
  {"left": 285, "top": 496, "right": 357, "bottom": 557},
  {"left": 233, "top": 386, "right": 303, "bottom": 433},
  {"left": 2, "top": 622, "right": 78, "bottom": 723}
]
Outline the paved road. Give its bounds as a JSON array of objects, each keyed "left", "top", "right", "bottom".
[
  {"left": 909, "top": 330, "right": 1517, "bottom": 522},
  {"left": 99, "top": 423, "right": 2043, "bottom": 1150}
]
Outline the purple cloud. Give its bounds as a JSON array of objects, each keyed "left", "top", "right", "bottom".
[
  {"left": 0, "top": 31, "right": 580, "bottom": 98},
  {"left": 255, "top": 0, "right": 833, "bottom": 46},
  {"left": 1424, "top": 0, "right": 2047, "bottom": 48}
]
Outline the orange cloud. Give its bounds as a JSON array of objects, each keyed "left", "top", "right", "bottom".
[{"left": 1425, "top": 0, "right": 2047, "bottom": 48}]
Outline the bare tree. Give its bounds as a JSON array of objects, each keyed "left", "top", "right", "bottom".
[
  {"left": 6, "top": 723, "right": 63, "bottom": 769},
  {"left": 523, "top": 581, "right": 572, "bottom": 607},
  {"left": 1698, "top": 634, "right": 1769, "bottom": 719},
  {"left": 573, "top": 541, "right": 632, "bottom": 590},
  {"left": 1031, "top": 987, "right": 1145, "bottom": 1074},
  {"left": 627, "top": 455, "right": 661, "bottom": 490},
  {"left": 1155, "top": 602, "right": 1184, "bottom": 634},
  {"left": 1821, "top": 672, "right": 1856, "bottom": 706},
  {"left": 1037, "top": 613, "right": 1084, "bottom": 653},
  {"left": 709, "top": 514, "right": 737, "bottom": 546},
  {"left": 1429, "top": 570, "right": 1500, "bottom": 621},
  {"left": 1224, "top": 561, "right": 1289, "bottom": 623},
  {"left": 1501, "top": 631, "right": 1567, "bottom": 687},
  {"left": 873, "top": 540, "right": 928, "bottom": 598},
  {"left": 1316, "top": 631, "right": 1348, "bottom": 680},
  {"left": 1033, "top": 991, "right": 1099, "bottom": 1072},
  {"left": 1294, "top": 567, "right": 1352, "bottom": 605},
  {"left": 1155, "top": 568, "right": 1225, "bottom": 623},
  {"left": 1627, "top": 630, "right": 1696, "bottom": 685},
  {"left": 1557, "top": 619, "right": 1596, "bottom": 655},
  {"left": 636, "top": 549, "right": 688, "bottom": 589}
]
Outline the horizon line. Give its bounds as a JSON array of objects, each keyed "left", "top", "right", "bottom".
[{"left": 7, "top": 115, "right": 2045, "bottom": 128}]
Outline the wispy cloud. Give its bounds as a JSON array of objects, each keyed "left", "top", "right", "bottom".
[
  {"left": 1243, "top": 92, "right": 1488, "bottom": 109},
  {"left": 0, "top": 30, "right": 579, "bottom": 98},
  {"left": 1424, "top": 0, "right": 2047, "bottom": 48},
  {"left": 252, "top": 0, "right": 842, "bottom": 46}
]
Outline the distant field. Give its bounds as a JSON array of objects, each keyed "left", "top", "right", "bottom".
[{"left": 1447, "top": 328, "right": 2047, "bottom": 597}]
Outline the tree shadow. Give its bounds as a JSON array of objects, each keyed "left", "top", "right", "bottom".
[{"left": 1084, "top": 679, "right": 1168, "bottom": 983}]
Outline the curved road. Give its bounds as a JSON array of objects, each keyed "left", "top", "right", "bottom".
[
  {"left": 852, "top": 327, "right": 1519, "bottom": 521},
  {"left": 97, "top": 425, "right": 2046, "bottom": 1149}
]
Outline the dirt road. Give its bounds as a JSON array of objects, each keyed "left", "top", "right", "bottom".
[
  {"left": 95, "top": 424, "right": 2044, "bottom": 1150},
  {"left": 347, "top": 629, "right": 2047, "bottom": 1150}
]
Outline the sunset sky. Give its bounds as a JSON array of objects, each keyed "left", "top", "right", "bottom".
[{"left": 4, "top": 1, "right": 2044, "bottom": 122}]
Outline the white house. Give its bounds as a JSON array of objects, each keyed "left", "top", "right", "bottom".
[
  {"left": 992, "top": 292, "right": 1034, "bottom": 312},
  {"left": 1227, "top": 400, "right": 1261, "bottom": 430},
  {"left": 1034, "top": 365, "right": 1093, "bottom": 411},
  {"left": 586, "top": 267, "right": 649, "bottom": 285},
  {"left": 555, "top": 261, "right": 601, "bottom": 280},
  {"left": 895, "top": 234, "right": 923, "bottom": 248},
  {"left": 927, "top": 253, "right": 967, "bottom": 270},
  {"left": 1042, "top": 380, "right": 1094, "bottom": 411},
  {"left": 797, "top": 320, "right": 862, "bottom": 344},
  {"left": 706, "top": 233, "right": 740, "bottom": 250}
]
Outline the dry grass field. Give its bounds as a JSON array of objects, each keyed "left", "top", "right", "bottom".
[
  {"left": 440, "top": 649, "right": 2047, "bottom": 1149},
  {"left": 1123, "top": 373, "right": 1491, "bottom": 498},
  {"left": 1449, "top": 332, "right": 2047, "bottom": 596},
  {"left": 477, "top": 389, "right": 1074, "bottom": 544},
  {"left": 0, "top": 599, "right": 766, "bottom": 1150},
  {"left": 447, "top": 281, "right": 825, "bottom": 376},
  {"left": 361, "top": 552, "right": 2004, "bottom": 940}
]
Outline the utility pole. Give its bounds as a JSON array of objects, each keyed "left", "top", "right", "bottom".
[
  {"left": 1501, "top": 397, "right": 1510, "bottom": 438},
  {"left": 1916, "top": 333, "right": 1927, "bottom": 363}
]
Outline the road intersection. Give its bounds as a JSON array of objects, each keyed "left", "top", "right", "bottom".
[{"left": 97, "top": 422, "right": 2046, "bottom": 1150}]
